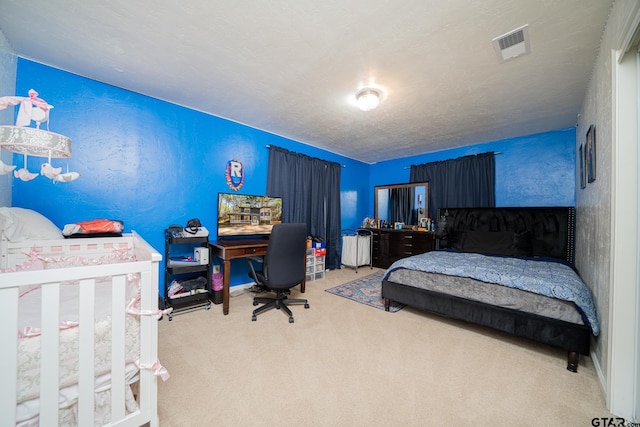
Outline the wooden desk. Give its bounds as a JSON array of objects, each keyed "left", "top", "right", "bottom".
[{"left": 210, "top": 239, "right": 307, "bottom": 315}]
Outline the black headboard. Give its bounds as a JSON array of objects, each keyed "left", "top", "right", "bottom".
[{"left": 435, "top": 207, "right": 575, "bottom": 264}]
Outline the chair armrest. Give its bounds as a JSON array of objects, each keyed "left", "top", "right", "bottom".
[{"left": 246, "top": 256, "right": 264, "bottom": 284}]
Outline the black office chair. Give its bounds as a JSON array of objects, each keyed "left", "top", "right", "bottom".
[{"left": 247, "top": 223, "right": 310, "bottom": 323}]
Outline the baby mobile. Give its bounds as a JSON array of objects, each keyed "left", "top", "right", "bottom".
[{"left": 0, "top": 89, "right": 79, "bottom": 182}]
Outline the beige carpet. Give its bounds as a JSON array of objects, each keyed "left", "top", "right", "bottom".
[{"left": 158, "top": 267, "right": 612, "bottom": 426}]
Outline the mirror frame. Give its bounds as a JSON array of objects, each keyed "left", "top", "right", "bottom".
[{"left": 374, "top": 182, "right": 429, "bottom": 227}]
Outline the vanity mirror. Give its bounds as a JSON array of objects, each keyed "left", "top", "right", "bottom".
[{"left": 374, "top": 182, "right": 429, "bottom": 227}]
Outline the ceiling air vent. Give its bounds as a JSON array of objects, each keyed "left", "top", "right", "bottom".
[{"left": 492, "top": 24, "right": 530, "bottom": 63}]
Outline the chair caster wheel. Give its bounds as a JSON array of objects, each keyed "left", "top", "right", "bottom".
[
  {"left": 168, "top": 314, "right": 173, "bottom": 321},
  {"left": 253, "top": 301, "right": 259, "bottom": 306},
  {"left": 289, "top": 317, "right": 294, "bottom": 323},
  {"left": 205, "top": 303, "right": 211, "bottom": 310},
  {"left": 252, "top": 315, "right": 257, "bottom": 321},
  {"left": 304, "top": 303, "right": 310, "bottom": 309}
]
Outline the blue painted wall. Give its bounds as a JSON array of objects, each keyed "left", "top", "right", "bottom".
[
  {"left": 12, "top": 59, "right": 369, "bottom": 291},
  {"left": 10, "top": 59, "right": 576, "bottom": 293},
  {"left": 366, "top": 128, "right": 576, "bottom": 217}
]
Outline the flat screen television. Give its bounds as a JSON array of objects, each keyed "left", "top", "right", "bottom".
[{"left": 217, "top": 193, "right": 283, "bottom": 239}]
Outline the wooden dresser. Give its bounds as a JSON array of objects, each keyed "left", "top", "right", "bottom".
[{"left": 371, "top": 229, "right": 435, "bottom": 268}]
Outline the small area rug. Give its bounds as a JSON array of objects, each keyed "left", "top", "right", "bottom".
[{"left": 325, "top": 270, "right": 405, "bottom": 312}]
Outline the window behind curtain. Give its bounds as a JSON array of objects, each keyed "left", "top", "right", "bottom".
[
  {"left": 266, "top": 146, "right": 342, "bottom": 270},
  {"left": 410, "top": 152, "right": 495, "bottom": 220}
]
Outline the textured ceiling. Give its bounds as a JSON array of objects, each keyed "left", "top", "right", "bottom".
[{"left": 0, "top": 0, "right": 613, "bottom": 163}]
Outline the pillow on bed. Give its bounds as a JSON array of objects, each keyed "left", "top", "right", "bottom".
[
  {"left": 460, "top": 230, "right": 533, "bottom": 257},
  {"left": 445, "top": 230, "right": 464, "bottom": 250},
  {"left": 461, "top": 231, "right": 513, "bottom": 255},
  {"left": 0, "top": 207, "right": 63, "bottom": 242},
  {"left": 512, "top": 230, "right": 534, "bottom": 256}
]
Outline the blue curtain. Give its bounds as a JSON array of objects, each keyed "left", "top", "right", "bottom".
[
  {"left": 266, "top": 146, "right": 342, "bottom": 270},
  {"left": 390, "top": 187, "right": 415, "bottom": 225},
  {"left": 410, "top": 152, "right": 495, "bottom": 220}
]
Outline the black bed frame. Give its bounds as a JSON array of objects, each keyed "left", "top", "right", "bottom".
[{"left": 382, "top": 206, "right": 592, "bottom": 372}]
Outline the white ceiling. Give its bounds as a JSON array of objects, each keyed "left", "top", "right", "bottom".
[{"left": 0, "top": 0, "right": 613, "bottom": 163}]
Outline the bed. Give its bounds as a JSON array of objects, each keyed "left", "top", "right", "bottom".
[
  {"left": 381, "top": 206, "right": 598, "bottom": 372},
  {"left": 0, "top": 207, "right": 165, "bottom": 426}
]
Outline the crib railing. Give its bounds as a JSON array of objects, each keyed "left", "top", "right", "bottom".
[{"left": 0, "top": 233, "right": 161, "bottom": 427}]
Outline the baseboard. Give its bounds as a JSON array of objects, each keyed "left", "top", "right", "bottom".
[
  {"left": 230, "top": 282, "right": 255, "bottom": 297},
  {"left": 591, "top": 348, "right": 609, "bottom": 409}
]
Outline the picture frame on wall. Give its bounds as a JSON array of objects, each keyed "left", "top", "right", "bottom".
[
  {"left": 579, "top": 144, "right": 586, "bottom": 189},
  {"left": 586, "top": 125, "right": 596, "bottom": 183}
]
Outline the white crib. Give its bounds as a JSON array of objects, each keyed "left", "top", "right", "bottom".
[{"left": 0, "top": 232, "right": 162, "bottom": 426}]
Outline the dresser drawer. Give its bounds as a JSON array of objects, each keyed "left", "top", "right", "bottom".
[{"left": 371, "top": 229, "right": 434, "bottom": 268}]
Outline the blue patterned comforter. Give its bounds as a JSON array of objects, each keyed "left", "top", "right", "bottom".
[{"left": 383, "top": 251, "right": 600, "bottom": 335}]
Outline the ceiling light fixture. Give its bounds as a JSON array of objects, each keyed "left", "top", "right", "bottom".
[{"left": 355, "top": 88, "right": 381, "bottom": 112}]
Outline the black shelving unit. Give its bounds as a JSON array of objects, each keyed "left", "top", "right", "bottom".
[{"left": 163, "top": 229, "right": 212, "bottom": 320}]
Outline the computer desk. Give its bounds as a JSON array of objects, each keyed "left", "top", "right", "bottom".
[{"left": 210, "top": 239, "right": 306, "bottom": 315}]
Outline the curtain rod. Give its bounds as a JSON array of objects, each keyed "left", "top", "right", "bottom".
[
  {"left": 403, "top": 151, "right": 502, "bottom": 169},
  {"left": 266, "top": 144, "right": 346, "bottom": 168}
]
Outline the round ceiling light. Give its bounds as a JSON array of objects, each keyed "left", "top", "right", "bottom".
[{"left": 355, "top": 88, "right": 381, "bottom": 112}]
